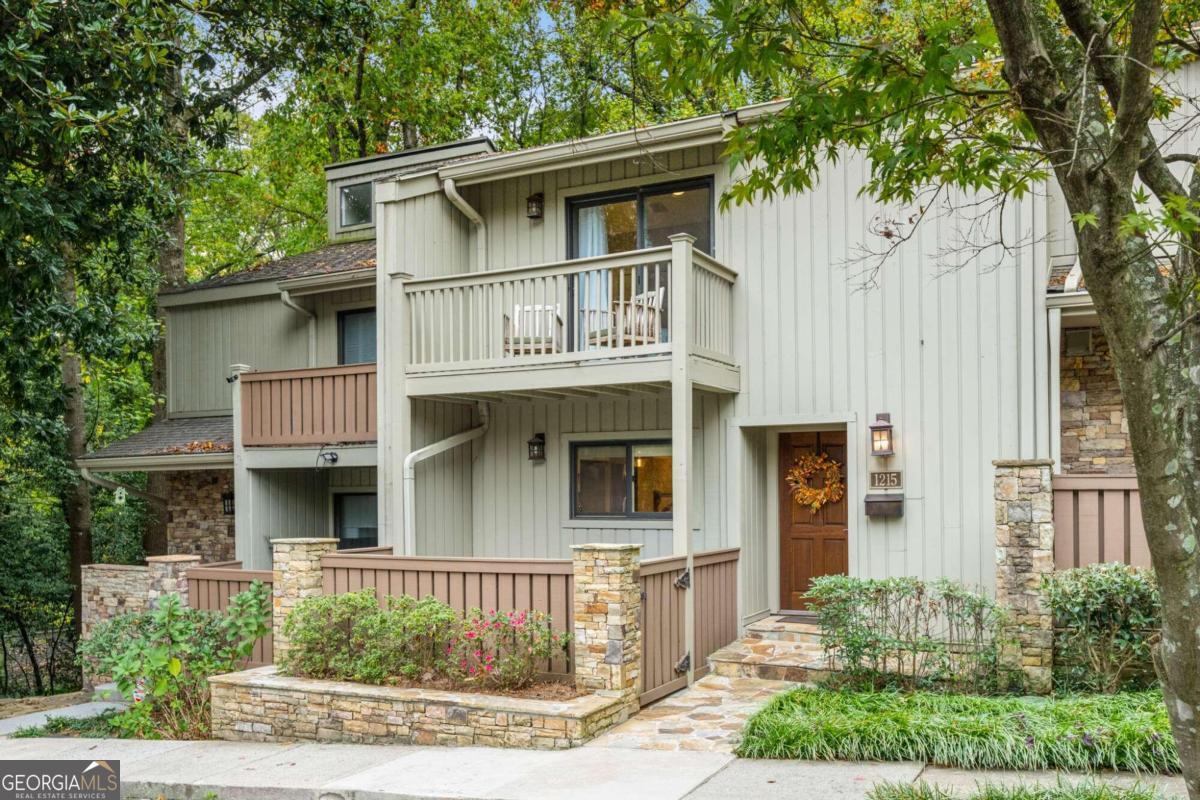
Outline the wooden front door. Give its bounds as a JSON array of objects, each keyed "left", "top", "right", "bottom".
[{"left": 779, "top": 431, "right": 849, "bottom": 611}]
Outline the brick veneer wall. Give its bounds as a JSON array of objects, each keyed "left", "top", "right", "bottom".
[
  {"left": 166, "top": 470, "right": 235, "bottom": 563},
  {"left": 1060, "top": 327, "right": 1135, "bottom": 474}
]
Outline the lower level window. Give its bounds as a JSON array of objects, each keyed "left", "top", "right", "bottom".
[
  {"left": 334, "top": 493, "right": 378, "bottom": 549},
  {"left": 572, "top": 441, "right": 672, "bottom": 518}
]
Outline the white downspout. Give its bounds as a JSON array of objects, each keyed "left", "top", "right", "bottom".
[
  {"left": 280, "top": 290, "right": 316, "bottom": 365},
  {"left": 443, "top": 178, "right": 487, "bottom": 270},
  {"left": 403, "top": 403, "right": 489, "bottom": 555}
]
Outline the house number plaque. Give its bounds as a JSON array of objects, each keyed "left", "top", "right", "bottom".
[{"left": 869, "top": 471, "right": 903, "bottom": 490}]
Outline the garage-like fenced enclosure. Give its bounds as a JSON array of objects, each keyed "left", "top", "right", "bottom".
[{"left": 185, "top": 544, "right": 740, "bottom": 706}]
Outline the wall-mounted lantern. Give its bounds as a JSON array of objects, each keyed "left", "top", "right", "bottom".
[
  {"left": 526, "top": 192, "right": 545, "bottom": 219},
  {"left": 221, "top": 488, "right": 235, "bottom": 516},
  {"left": 869, "top": 413, "right": 894, "bottom": 457},
  {"left": 527, "top": 433, "right": 546, "bottom": 461}
]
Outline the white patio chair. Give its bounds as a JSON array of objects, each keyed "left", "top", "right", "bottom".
[
  {"left": 584, "top": 286, "right": 667, "bottom": 349},
  {"left": 504, "top": 303, "right": 564, "bottom": 356}
]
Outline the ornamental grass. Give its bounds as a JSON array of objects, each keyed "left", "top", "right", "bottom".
[
  {"left": 868, "top": 781, "right": 1168, "bottom": 800},
  {"left": 737, "top": 687, "right": 1178, "bottom": 774}
]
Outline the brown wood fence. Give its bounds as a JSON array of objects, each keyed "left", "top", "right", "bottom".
[
  {"left": 187, "top": 565, "right": 274, "bottom": 666},
  {"left": 186, "top": 546, "right": 739, "bottom": 702},
  {"left": 321, "top": 552, "right": 576, "bottom": 674},
  {"left": 1052, "top": 475, "right": 1149, "bottom": 569},
  {"left": 240, "top": 363, "right": 377, "bottom": 447}
]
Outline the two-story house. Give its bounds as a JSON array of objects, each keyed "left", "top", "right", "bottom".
[{"left": 81, "top": 88, "right": 1178, "bottom": 622}]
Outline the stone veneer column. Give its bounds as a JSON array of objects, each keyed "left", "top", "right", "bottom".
[
  {"left": 271, "top": 538, "right": 338, "bottom": 664},
  {"left": 571, "top": 543, "right": 642, "bottom": 715},
  {"left": 146, "top": 554, "right": 202, "bottom": 609},
  {"left": 993, "top": 458, "right": 1055, "bottom": 694}
]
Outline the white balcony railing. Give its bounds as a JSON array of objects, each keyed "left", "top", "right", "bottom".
[{"left": 401, "top": 240, "right": 736, "bottom": 375}]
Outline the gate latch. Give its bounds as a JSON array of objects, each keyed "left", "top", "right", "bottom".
[
  {"left": 673, "top": 569, "right": 691, "bottom": 590},
  {"left": 674, "top": 652, "right": 691, "bottom": 675}
]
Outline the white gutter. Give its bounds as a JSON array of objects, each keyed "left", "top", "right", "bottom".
[
  {"left": 279, "top": 289, "right": 316, "bottom": 365},
  {"left": 79, "top": 466, "right": 167, "bottom": 507},
  {"left": 442, "top": 177, "right": 487, "bottom": 269},
  {"left": 402, "top": 403, "right": 490, "bottom": 554}
]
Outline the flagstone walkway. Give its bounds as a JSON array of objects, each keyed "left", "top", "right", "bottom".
[{"left": 590, "top": 674, "right": 794, "bottom": 753}]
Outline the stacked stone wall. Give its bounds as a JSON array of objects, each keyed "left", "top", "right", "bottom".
[
  {"left": 166, "top": 470, "right": 235, "bottom": 563},
  {"left": 1060, "top": 328, "right": 1134, "bottom": 474},
  {"left": 993, "top": 459, "right": 1055, "bottom": 694}
]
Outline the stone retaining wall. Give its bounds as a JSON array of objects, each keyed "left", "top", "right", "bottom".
[{"left": 210, "top": 667, "right": 626, "bottom": 749}]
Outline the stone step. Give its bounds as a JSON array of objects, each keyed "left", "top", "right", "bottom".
[
  {"left": 706, "top": 637, "right": 832, "bottom": 684},
  {"left": 744, "top": 617, "right": 823, "bottom": 644}
]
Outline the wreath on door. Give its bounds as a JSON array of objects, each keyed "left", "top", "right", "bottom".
[{"left": 786, "top": 452, "right": 845, "bottom": 512}]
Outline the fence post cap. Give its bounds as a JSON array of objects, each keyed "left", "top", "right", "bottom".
[
  {"left": 269, "top": 537, "right": 340, "bottom": 545},
  {"left": 992, "top": 458, "right": 1054, "bottom": 467},
  {"left": 570, "top": 543, "right": 643, "bottom": 552}
]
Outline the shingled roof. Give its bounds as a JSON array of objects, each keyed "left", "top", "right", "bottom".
[
  {"left": 80, "top": 416, "right": 233, "bottom": 463},
  {"left": 164, "top": 240, "right": 376, "bottom": 295}
]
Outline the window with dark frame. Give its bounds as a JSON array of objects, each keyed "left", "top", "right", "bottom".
[
  {"left": 338, "top": 308, "right": 377, "bottom": 365},
  {"left": 333, "top": 493, "right": 378, "bottom": 549},
  {"left": 567, "top": 178, "right": 713, "bottom": 259},
  {"left": 571, "top": 440, "right": 672, "bottom": 519},
  {"left": 339, "top": 182, "right": 373, "bottom": 228}
]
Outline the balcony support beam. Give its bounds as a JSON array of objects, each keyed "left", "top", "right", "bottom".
[{"left": 669, "top": 233, "right": 696, "bottom": 687}]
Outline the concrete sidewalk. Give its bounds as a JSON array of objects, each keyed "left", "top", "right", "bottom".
[{"left": 0, "top": 738, "right": 1187, "bottom": 799}]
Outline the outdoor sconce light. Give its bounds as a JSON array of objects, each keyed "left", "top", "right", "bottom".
[
  {"left": 526, "top": 192, "right": 544, "bottom": 219},
  {"left": 527, "top": 433, "right": 546, "bottom": 461},
  {"left": 221, "top": 489, "right": 235, "bottom": 516},
  {"left": 869, "top": 413, "right": 894, "bottom": 457}
]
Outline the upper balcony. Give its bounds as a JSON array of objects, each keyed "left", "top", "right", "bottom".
[
  {"left": 239, "top": 363, "right": 377, "bottom": 448},
  {"left": 398, "top": 238, "right": 739, "bottom": 399}
]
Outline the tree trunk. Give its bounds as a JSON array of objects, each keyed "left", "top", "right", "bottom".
[
  {"left": 145, "top": 65, "right": 190, "bottom": 558},
  {"left": 61, "top": 265, "right": 93, "bottom": 641},
  {"left": 1078, "top": 234, "right": 1200, "bottom": 797}
]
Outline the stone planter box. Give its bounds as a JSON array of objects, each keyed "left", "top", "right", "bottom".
[{"left": 210, "top": 666, "right": 628, "bottom": 749}]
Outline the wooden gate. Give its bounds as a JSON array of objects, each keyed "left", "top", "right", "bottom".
[
  {"left": 1052, "top": 475, "right": 1148, "bottom": 568},
  {"left": 637, "top": 548, "right": 739, "bottom": 706}
]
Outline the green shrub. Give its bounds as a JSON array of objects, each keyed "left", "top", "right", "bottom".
[
  {"left": 282, "top": 592, "right": 570, "bottom": 691},
  {"left": 77, "top": 582, "right": 270, "bottom": 739},
  {"left": 868, "top": 781, "right": 1167, "bottom": 800},
  {"left": 279, "top": 589, "right": 380, "bottom": 681},
  {"left": 1043, "top": 564, "right": 1160, "bottom": 693},
  {"left": 809, "top": 575, "right": 1012, "bottom": 693},
  {"left": 737, "top": 686, "right": 1178, "bottom": 773}
]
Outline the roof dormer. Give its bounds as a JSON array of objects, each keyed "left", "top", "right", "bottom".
[{"left": 324, "top": 137, "right": 495, "bottom": 242}]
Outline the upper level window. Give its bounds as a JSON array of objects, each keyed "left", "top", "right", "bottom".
[
  {"left": 569, "top": 179, "right": 712, "bottom": 258},
  {"left": 339, "top": 182, "right": 373, "bottom": 228},
  {"left": 338, "top": 308, "right": 377, "bottom": 364},
  {"left": 572, "top": 440, "right": 672, "bottom": 519}
]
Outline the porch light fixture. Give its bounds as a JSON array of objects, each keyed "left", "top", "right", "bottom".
[
  {"left": 869, "top": 413, "right": 894, "bottom": 457},
  {"left": 527, "top": 433, "right": 546, "bottom": 461},
  {"left": 526, "top": 192, "right": 544, "bottom": 219},
  {"left": 221, "top": 488, "right": 235, "bottom": 516}
]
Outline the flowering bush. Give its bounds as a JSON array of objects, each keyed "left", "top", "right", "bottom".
[
  {"left": 455, "top": 608, "right": 570, "bottom": 690},
  {"left": 282, "top": 592, "right": 570, "bottom": 691}
]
